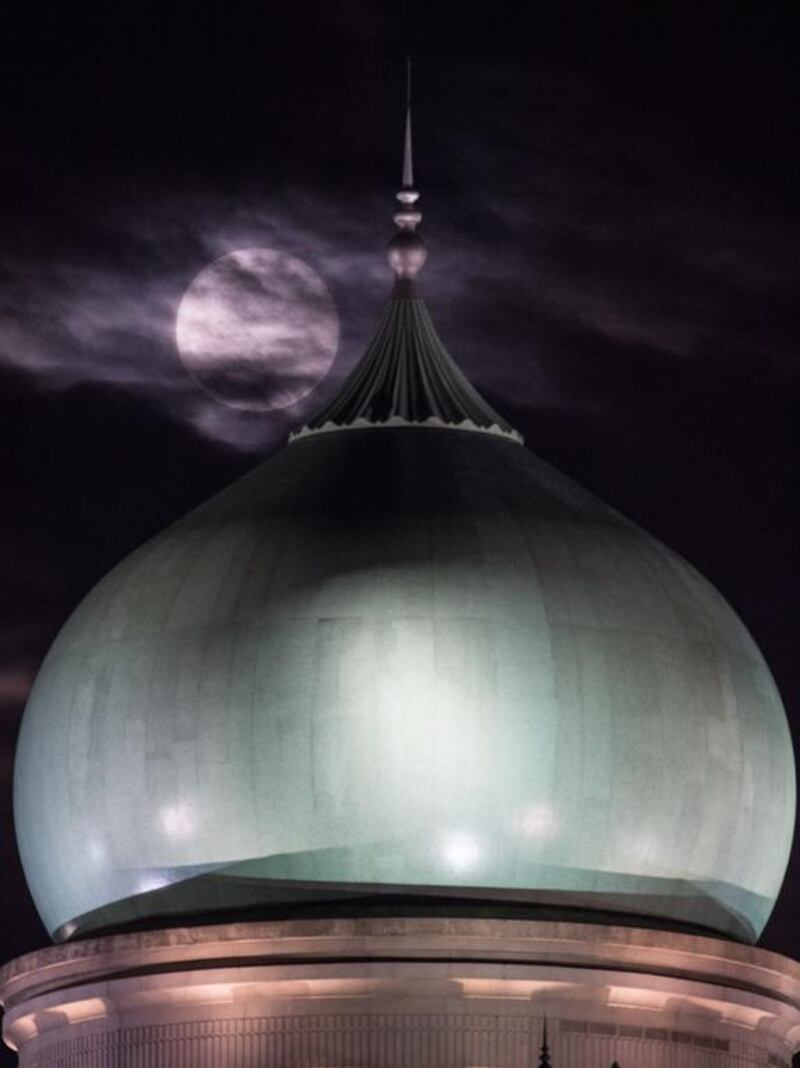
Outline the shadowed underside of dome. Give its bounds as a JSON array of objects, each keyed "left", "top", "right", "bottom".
[
  {"left": 52, "top": 844, "right": 771, "bottom": 945},
  {"left": 53, "top": 862, "right": 767, "bottom": 945},
  {"left": 292, "top": 294, "right": 522, "bottom": 443}
]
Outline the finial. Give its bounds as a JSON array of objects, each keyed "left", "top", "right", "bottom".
[
  {"left": 402, "top": 55, "right": 414, "bottom": 189},
  {"left": 537, "top": 1019, "right": 551, "bottom": 1068},
  {"left": 388, "top": 55, "right": 427, "bottom": 286}
]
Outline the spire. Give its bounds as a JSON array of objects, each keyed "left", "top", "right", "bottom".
[
  {"left": 388, "top": 56, "right": 426, "bottom": 287},
  {"left": 402, "top": 55, "right": 414, "bottom": 189},
  {"left": 537, "top": 1020, "right": 552, "bottom": 1068},
  {"left": 290, "top": 59, "right": 522, "bottom": 446}
]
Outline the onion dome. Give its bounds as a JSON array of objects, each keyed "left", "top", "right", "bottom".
[{"left": 13, "top": 81, "right": 794, "bottom": 945}]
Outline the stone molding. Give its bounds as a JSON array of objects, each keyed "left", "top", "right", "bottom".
[{"left": 2, "top": 918, "right": 800, "bottom": 1066}]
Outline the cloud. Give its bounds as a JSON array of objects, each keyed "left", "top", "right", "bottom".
[
  {"left": 0, "top": 190, "right": 402, "bottom": 451},
  {"left": 0, "top": 63, "right": 795, "bottom": 458},
  {"left": 428, "top": 61, "right": 799, "bottom": 387}
]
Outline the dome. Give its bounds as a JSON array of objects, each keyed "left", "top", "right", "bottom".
[
  {"left": 15, "top": 425, "right": 795, "bottom": 943},
  {"left": 14, "top": 110, "right": 795, "bottom": 946}
]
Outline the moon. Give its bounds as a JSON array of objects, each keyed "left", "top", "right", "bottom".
[{"left": 176, "top": 249, "right": 339, "bottom": 411}]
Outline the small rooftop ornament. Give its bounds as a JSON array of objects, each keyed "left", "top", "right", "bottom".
[{"left": 537, "top": 1020, "right": 551, "bottom": 1068}]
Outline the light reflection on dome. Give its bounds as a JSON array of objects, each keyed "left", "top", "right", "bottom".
[
  {"left": 160, "top": 803, "right": 197, "bottom": 840},
  {"left": 440, "top": 831, "right": 482, "bottom": 873},
  {"left": 136, "top": 874, "right": 171, "bottom": 896},
  {"left": 519, "top": 804, "right": 558, "bottom": 839}
]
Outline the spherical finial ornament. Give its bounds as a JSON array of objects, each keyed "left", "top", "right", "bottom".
[
  {"left": 388, "top": 186, "right": 426, "bottom": 280},
  {"left": 387, "top": 228, "right": 428, "bottom": 279}
]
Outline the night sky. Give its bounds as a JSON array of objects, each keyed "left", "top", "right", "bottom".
[{"left": 1, "top": 1, "right": 798, "bottom": 1055}]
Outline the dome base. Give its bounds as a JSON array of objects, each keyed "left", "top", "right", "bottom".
[
  {"left": 3, "top": 917, "right": 800, "bottom": 1067},
  {"left": 51, "top": 876, "right": 761, "bottom": 946}
]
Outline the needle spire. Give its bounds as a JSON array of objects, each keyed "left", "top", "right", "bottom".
[
  {"left": 388, "top": 56, "right": 425, "bottom": 285},
  {"left": 402, "top": 55, "right": 414, "bottom": 189}
]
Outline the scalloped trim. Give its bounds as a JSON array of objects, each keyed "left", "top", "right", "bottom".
[{"left": 289, "top": 415, "right": 524, "bottom": 445}]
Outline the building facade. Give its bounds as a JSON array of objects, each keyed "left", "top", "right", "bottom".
[{"left": 3, "top": 919, "right": 800, "bottom": 1066}]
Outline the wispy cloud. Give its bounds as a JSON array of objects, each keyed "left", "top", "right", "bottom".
[{"left": 0, "top": 65, "right": 795, "bottom": 456}]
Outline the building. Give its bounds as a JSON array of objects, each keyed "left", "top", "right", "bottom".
[{"left": 2, "top": 96, "right": 798, "bottom": 1068}]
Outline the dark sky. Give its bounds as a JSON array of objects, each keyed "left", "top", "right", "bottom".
[{"left": 1, "top": 1, "right": 798, "bottom": 1055}]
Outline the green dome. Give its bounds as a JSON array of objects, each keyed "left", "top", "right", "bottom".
[{"left": 15, "top": 420, "right": 795, "bottom": 943}]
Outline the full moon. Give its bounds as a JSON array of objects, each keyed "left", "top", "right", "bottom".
[{"left": 176, "top": 249, "right": 339, "bottom": 411}]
